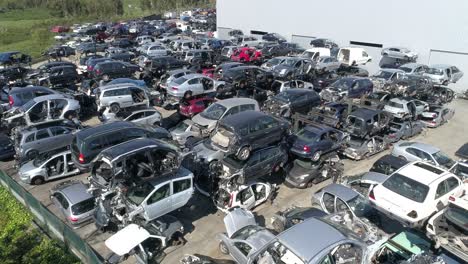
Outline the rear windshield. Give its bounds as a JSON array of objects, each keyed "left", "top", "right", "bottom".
[
  {"left": 445, "top": 202, "right": 468, "bottom": 233},
  {"left": 382, "top": 173, "right": 429, "bottom": 203},
  {"left": 388, "top": 101, "right": 404, "bottom": 108},
  {"left": 71, "top": 198, "right": 95, "bottom": 215},
  {"left": 399, "top": 67, "right": 412, "bottom": 73},
  {"left": 297, "top": 129, "right": 318, "bottom": 142},
  {"left": 173, "top": 76, "right": 187, "bottom": 85}
]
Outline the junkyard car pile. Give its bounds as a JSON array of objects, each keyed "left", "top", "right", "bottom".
[{"left": 1, "top": 7, "right": 467, "bottom": 264}]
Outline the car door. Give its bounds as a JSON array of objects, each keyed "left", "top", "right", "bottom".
[
  {"left": 118, "top": 88, "right": 134, "bottom": 107},
  {"left": 51, "top": 192, "right": 70, "bottom": 217},
  {"left": 433, "top": 179, "right": 456, "bottom": 210},
  {"left": 413, "top": 100, "right": 427, "bottom": 115},
  {"left": 47, "top": 154, "right": 67, "bottom": 179},
  {"left": 292, "top": 93, "right": 309, "bottom": 113},
  {"left": 171, "top": 177, "right": 194, "bottom": 211},
  {"left": 64, "top": 153, "right": 79, "bottom": 175},
  {"left": 33, "top": 128, "right": 52, "bottom": 152},
  {"left": 126, "top": 111, "right": 146, "bottom": 124},
  {"left": 144, "top": 183, "right": 172, "bottom": 221},
  {"left": 450, "top": 66, "right": 463, "bottom": 82},
  {"left": 404, "top": 147, "right": 425, "bottom": 162},
  {"left": 229, "top": 241, "right": 251, "bottom": 264},
  {"left": 236, "top": 186, "right": 256, "bottom": 210},
  {"left": 49, "top": 127, "right": 72, "bottom": 150},
  {"left": 243, "top": 151, "right": 262, "bottom": 180},
  {"left": 187, "top": 77, "right": 203, "bottom": 94}
]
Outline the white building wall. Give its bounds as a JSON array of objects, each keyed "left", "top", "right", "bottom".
[{"left": 217, "top": 0, "right": 468, "bottom": 92}]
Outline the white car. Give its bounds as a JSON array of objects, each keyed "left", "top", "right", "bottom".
[
  {"left": 271, "top": 79, "right": 314, "bottom": 93},
  {"left": 214, "top": 182, "right": 274, "bottom": 213},
  {"left": 383, "top": 98, "right": 428, "bottom": 120},
  {"left": 381, "top": 47, "right": 418, "bottom": 60},
  {"left": 337, "top": 47, "right": 372, "bottom": 66},
  {"left": 369, "top": 161, "right": 464, "bottom": 228}
]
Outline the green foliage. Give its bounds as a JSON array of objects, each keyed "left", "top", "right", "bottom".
[{"left": 0, "top": 187, "right": 80, "bottom": 264}]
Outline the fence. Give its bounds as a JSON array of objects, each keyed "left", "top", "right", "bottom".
[{"left": 0, "top": 170, "right": 103, "bottom": 264}]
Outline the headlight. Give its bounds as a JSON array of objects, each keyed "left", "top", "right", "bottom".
[
  {"left": 280, "top": 69, "right": 287, "bottom": 74},
  {"left": 298, "top": 174, "right": 309, "bottom": 180}
]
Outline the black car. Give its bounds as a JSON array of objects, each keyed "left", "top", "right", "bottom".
[
  {"left": 0, "top": 51, "right": 31, "bottom": 66},
  {"left": 0, "top": 133, "right": 15, "bottom": 160},
  {"left": 262, "top": 89, "right": 321, "bottom": 118},
  {"left": 305, "top": 102, "right": 357, "bottom": 129},
  {"left": 319, "top": 77, "right": 374, "bottom": 102},
  {"left": 71, "top": 121, "right": 171, "bottom": 171},
  {"left": 271, "top": 206, "right": 327, "bottom": 233},
  {"left": 37, "top": 66, "right": 79, "bottom": 87},
  {"left": 369, "top": 154, "right": 408, "bottom": 175},
  {"left": 336, "top": 66, "right": 369, "bottom": 77},
  {"left": 262, "top": 43, "right": 304, "bottom": 58},
  {"left": 93, "top": 61, "right": 139, "bottom": 81},
  {"left": 0, "top": 66, "right": 29, "bottom": 82},
  {"left": 217, "top": 145, "right": 288, "bottom": 184},
  {"left": 44, "top": 46, "right": 76, "bottom": 59},
  {"left": 79, "top": 54, "right": 103, "bottom": 68},
  {"left": 345, "top": 107, "right": 391, "bottom": 138},
  {"left": 221, "top": 66, "right": 273, "bottom": 87},
  {"left": 146, "top": 56, "right": 188, "bottom": 76},
  {"left": 210, "top": 111, "right": 289, "bottom": 160},
  {"left": 262, "top": 33, "right": 286, "bottom": 43},
  {"left": 111, "top": 38, "right": 133, "bottom": 49},
  {"left": 309, "top": 38, "right": 338, "bottom": 49},
  {"left": 107, "top": 52, "right": 135, "bottom": 63}
]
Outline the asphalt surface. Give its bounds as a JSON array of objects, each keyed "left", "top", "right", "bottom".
[{"left": 1, "top": 93, "right": 468, "bottom": 263}]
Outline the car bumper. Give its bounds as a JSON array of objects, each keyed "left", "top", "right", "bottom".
[
  {"left": 290, "top": 149, "right": 313, "bottom": 159},
  {"left": 284, "top": 176, "right": 309, "bottom": 188},
  {"left": 371, "top": 202, "right": 425, "bottom": 228},
  {"left": 420, "top": 121, "right": 438, "bottom": 128}
]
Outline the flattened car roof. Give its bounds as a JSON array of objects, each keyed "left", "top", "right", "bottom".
[{"left": 455, "top": 143, "right": 468, "bottom": 159}]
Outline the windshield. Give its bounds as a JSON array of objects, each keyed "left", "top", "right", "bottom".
[
  {"left": 294, "top": 157, "right": 317, "bottom": 169},
  {"left": 382, "top": 173, "right": 429, "bottom": 203},
  {"left": 274, "top": 92, "right": 298, "bottom": 102},
  {"left": 126, "top": 182, "right": 154, "bottom": 205},
  {"left": 296, "top": 129, "right": 318, "bottom": 142},
  {"left": 282, "top": 58, "right": 297, "bottom": 66},
  {"left": 200, "top": 103, "right": 227, "bottom": 120},
  {"left": 399, "top": 67, "right": 412, "bottom": 73},
  {"left": 445, "top": 203, "right": 468, "bottom": 233},
  {"left": 426, "top": 68, "right": 443, "bottom": 75},
  {"left": 331, "top": 78, "right": 353, "bottom": 91},
  {"left": 71, "top": 198, "right": 95, "bottom": 215},
  {"left": 267, "top": 57, "right": 284, "bottom": 65},
  {"left": 432, "top": 151, "right": 456, "bottom": 169},
  {"left": 33, "top": 153, "right": 52, "bottom": 167},
  {"left": 302, "top": 51, "right": 316, "bottom": 58},
  {"left": 173, "top": 76, "right": 187, "bottom": 85},
  {"left": 347, "top": 195, "right": 374, "bottom": 218},
  {"left": 388, "top": 101, "right": 404, "bottom": 108},
  {"left": 374, "top": 71, "right": 393, "bottom": 80},
  {"left": 173, "top": 121, "right": 189, "bottom": 131}
]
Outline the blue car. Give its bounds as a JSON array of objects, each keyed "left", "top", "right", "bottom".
[{"left": 289, "top": 123, "right": 347, "bottom": 161}]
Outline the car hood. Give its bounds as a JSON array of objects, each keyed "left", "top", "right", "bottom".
[
  {"left": 192, "top": 140, "right": 222, "bottom": 161},
  {"left": 19, "top": 160, "right": 40, "bottom": 175},
  {"left": 105, "top": 224, "right": 151, "bottom": 256},
  {"left": 192, "top": 113, "right": 217, "bottom": 128},
  {"left": 455, "top": 143, "right": 468, "bottom": 160},
  {"left": 273, "top": 64, "right": 293, "bottom": 73},
  {"left": 288, "top": 162, "right": 317, "bottom": 178},
  {"left": 223, "top": 208, "right": 256, "bottom": 238}
]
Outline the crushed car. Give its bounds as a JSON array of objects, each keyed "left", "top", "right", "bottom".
[
  {"left": 214, "top": 182, "right": 276, "bottom": 213},
  {"left": 262, "top": 89, "right": 321, "bottom": 119}
]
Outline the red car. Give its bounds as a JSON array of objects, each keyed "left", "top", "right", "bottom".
[
  {"left": 230, "top": 47, "right": 262, "bottom": 63},
  {"left": 51, "top": 26, "right": 70, "bottom": 33},
  {"left": 179, "top": 97, "right": 215, "bottom": 117},
  {"left": 202, "top": 68, "right": 215, "bottom": 79}
]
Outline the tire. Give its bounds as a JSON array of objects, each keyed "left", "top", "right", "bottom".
[
  {"left": 311, "top": 151, "right": 322, "bottom": 162},
  {"left": 27, "top": 150, "right": 39, "bottom": 160},
  {"left": 237, "top": 146, "right": 250, "bottom": 161},
  {"left": 398, "top": 155, "right": 407, "bottom": 161},
  {"left": 442, "top": 80, "right": 449, "bottom": 86},
  {"left": 219, "top": 241, "right": 229, "bottom": 255},
  {"left": 110, "top": 103, "right": 120, "bottom": 113},
  {"left": 32, "top": 176, "right": 45, "bottom": 185}
]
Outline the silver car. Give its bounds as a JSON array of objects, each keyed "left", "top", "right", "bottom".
[
  {"left": 3, "top": 94, "right": 80, "bottom": 129},
  {"left": 192, "top": 139, "right": 225, "bottom": 165},
  {"left": 191, "top": 98, "right": 259, "bottom": 136},
  {"left": 159, "top": 69, "right": 193, "bottom": 89},
  {"left": 314, "top": 56, "right": 341, "bottom": 72},
  {"left": 99, "top": 107, "right": 162, "bottom": 126},
  {"left": 260, "top": 56, "right": 288, "bottom": 70},
  {"left": 170, "top": 119, "right": 199, "bottom": 146},
  {"left": 166, "top": 73, "right": 224, "bottom": 98},
  {"left": 270, "top": 80, "right": 314, "bottom": 93},
  {"left": 383, "top": 98, "right": 428, "bottom": 120},
  {"left": 17, "top": 125, "right": 75, "bottom": 161},
  {"left": 18, "top": 150, "right": 81, "bottom": 185},
  {"left": 420, "top": 105, "right": 455, "bottom": 128},
  {"left": 391, "top": 141, "right": 458, "bottom": 171},
  {"left": 399, "top": 63, "right": 428, "bottom": 75},
  {"left": 381, "top": 46, "right": 418, "bottom": 60},
  {"left": 96, "top": 84, "right": 149, "bottom": 112},
  {"left": 50, "top": 180, "right": 95, "bottom": 227},
  {"left": 424, "top": 64, "right": 464, "bottom": 85}
]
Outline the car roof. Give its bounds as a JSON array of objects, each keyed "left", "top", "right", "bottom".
[
  {"left": 277, "top": 217, "right": 346, "bottom": 262},
  {"left": 76, "top": 121, "right": 136, "bottom": 140},
  {"left": 304, "top": 123, "right": 332, "bottom": 133},
  {"left": 375, "top": 154, "right": 409, "bottom": 167},
  {"left": 320, "top": 184, "right": 359, "bottom": 202},
  {"left": 430, "top": 64, "right": 451, "bottom": 69},
  {"left": 380, "top": 68, "right": 404, "bottom": 73},
  {"left": 397, "top": 161, "right": 452, "bottom": 185},
  {"left": 59, "top": 182, "right": 93, "bottom": 204},
  {"left": 99, "top": 83, "right": 141, "bottom": 91},
  {"left": 33, "top": 94, "right": 67, "bottom": 102},
  {"left": 10, "top": 86, "right": 53, "bottom": 94},
  {"left": 400, "top": 63, "right": 425, "bottom": 69},
  {"left": 102, "top": 138, "right": 173, "bottom": 160},
  {"left": 220, "top": 110, "right": 268, "bottom": 128},
  {"left": 400, "top": 141, "right": 440, "bottom": 154},
  {"left": 183, "top": 73, "right": 208, "bottom": 79},
  {"left": 350, "top": 108, "right": 380, "bottom": 119},
  {"left": 214, "top": 98, "right": 257, "bottom": 107}
]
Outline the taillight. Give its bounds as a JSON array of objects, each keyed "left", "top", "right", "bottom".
[
  {"left": 303, "top": 145, "right": 310, "bottom": 153},
  {"left": 95, "top": 69, "right": 101, "bottom": 75},
  {"left": 78, "top": 153, "right": 85, "bottom": 164},
  {"left": 69, "top": 216, "right": 78, "bottom": 222},
  {"left": 8, "top": 95, "right": 13, "bottom": 107},
  {"left": 228, "top": 193, "right": 234, "bottom": 207},
  {"left": 172, "top": 87, "right": 178, "bottom": 90},
  {"left": 449, "top": 196, "right": 455, "bottom": 202},
  {"left": 369, "top": 189, "right": 375, "bottom": 200},
  {"left": 407, "top": 210, "right": 418, "bottom": 218}
]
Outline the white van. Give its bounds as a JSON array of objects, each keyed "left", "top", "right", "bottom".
[
  {"left": 337, "top": 47, "right": 372, "bottom": 66},
  {"left": 301, "top": 48, "right": 331, "bottom": 61}
]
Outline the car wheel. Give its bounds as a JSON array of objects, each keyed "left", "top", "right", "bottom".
[
  {"left": 110, "top": 103, "right": 120, "bottom": 113},
  {"left": 272, "top": 219, "right": 284, "bottom": 233},
  {"left": 442, "top": 80, "right": 449, "bottom": 86},
  {"left": 27, "top": 150, "right": 39, "bottom": 160},
  {"left": 32, "top": 176, "right": 45, "bottom": 185},
  {"left": 237, "top": 147, "right": 250, "bottom": 161},
  {"left": 311, "top": 151, "right": 322, "bottom": 162},
  {"left": 398, "top": 155, "right": 407, "bottom": 161},
  {"left": 219, "top": 241, "right": 229, "bottom": 255}
]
